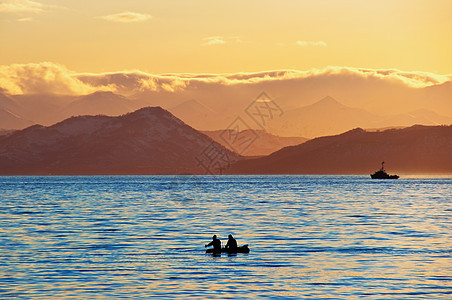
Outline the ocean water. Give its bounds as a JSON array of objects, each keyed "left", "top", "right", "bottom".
[{"left": 0, "top": 175, "right": 450, "bottom": 299}]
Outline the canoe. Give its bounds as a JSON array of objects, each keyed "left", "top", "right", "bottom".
[{"left": 206, "top": 245, "right": 250, "bottom": 254}]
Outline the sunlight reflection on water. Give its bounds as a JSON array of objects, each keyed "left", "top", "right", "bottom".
[{"left": 0, "top": 175, "right": 451, "bottom": 299}]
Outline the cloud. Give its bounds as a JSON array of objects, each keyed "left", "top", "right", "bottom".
[
  {"left": 327, "top": 67, "right": 450, "bottom": 88},
  {"left": 77, "top": 71, "right": 188, "bottom": 94},
  {"left": 203, "top": 36, "right": 226, "bottom": 46},
  {"left": 99, "top": 11, "right": 152, "bottom": 23},
  {"left": 0, "top": 62, "right": 104, "bottom": 94},
  {"left": 1, "top": 62, "right": 451, "bottom": 97},
  {"left": 75, "top": 66, "right": 452, "bottom": 100},
  {"left": 296, "top": 40, "right": 327, "bottom": 47},
  {"left": 203, "top": 36, "right": 242, "bottom": 46},
  {"left": 17, "top": 17, "right": 33, "bottom": 21},
  {"left": 0, "top": 0, "right": 43, "bottom": 13}
]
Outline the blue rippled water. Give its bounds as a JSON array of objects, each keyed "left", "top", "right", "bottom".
[{"left": 0, "top": 175, "right": 451, "bottom": 299}]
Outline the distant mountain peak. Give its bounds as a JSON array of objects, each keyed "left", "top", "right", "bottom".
[
  {"left": 303, "top": 95, "right": 347, "bottom": 111},
  {"left": 82, "top": 90, "right": 126, "bottom": 100},
  {"left": 91, "top": 90, "right": 115, "bottom": 95},
  {"left": 132, "top": 106, "right": 166, "bottom": 114},
  {"left": 343, "top": 127, "right": 366, "bottom": 135},
  {"left": 183, "top": 99, "right": 201, "bottom": 105},
  {"left": 315, "top": 96, "right": 342, "bottom": 106},
  {"left": 127, "top": 106, "right": 176, "bottom": 119}
]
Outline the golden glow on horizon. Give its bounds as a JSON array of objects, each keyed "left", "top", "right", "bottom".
[{"left": 0, "top": 0, "right": 451, "bottom": 74}]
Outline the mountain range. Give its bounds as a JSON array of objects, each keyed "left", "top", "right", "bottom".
[
  {"left": 267, "top": 96, "right": 380, "bottom": 138},
  {"left": 1, "top": 89, "right": 450, "bottom": 139},
  {"left": 0, "top": 107, "right": 240, "bottom": 175},
  {"left": 267, "top": 96, "right": 452, "bottom": 138},
  {"left": 1, "top": 105, "right": 451, "bottom": 175}
]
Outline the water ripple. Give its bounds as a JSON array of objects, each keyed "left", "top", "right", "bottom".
[{"left": 0, "top": 175, "right": 451, "bottom": 299}]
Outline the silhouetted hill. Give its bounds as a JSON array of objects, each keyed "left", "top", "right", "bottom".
[
  {"left": 0, "top": 107, "right": 240, "bottom": 175},
  {"left": 227, "top": 125, "right": 452, "bottom": 174},
  {"left": 203, "top": 129, "right": 308, "bottom": 156}
]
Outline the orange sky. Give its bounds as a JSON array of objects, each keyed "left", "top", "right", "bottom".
[{"left": 1, "top": 0, "right": 451, "bottom": 74}]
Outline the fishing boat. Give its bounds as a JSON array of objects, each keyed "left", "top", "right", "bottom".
[
  {"left": 371, "top": 161, "right": 399, "bottom": 179},
  {"left": 205, "top": 245, "right": 250, "bottom": 254}
]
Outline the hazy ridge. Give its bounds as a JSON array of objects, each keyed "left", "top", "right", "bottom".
[{"left": 227, "top": 125, "right": 452, "bottom": 175}]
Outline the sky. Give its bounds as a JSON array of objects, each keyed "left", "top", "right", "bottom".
[{"left": 1, "top": 0, "right": 451, "bottom": 74}]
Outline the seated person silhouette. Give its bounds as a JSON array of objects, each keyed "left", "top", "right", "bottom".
[
  {"left": 205, "top": 235, "right": 221, "bottom": 253},
  {"left": 225, "top": 234, "right": 238, "bottom": 252}
]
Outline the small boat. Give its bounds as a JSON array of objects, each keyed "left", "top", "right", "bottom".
[
  {"left": 371, "top": 161, "right": 399, "bottom": 179},
  {"left": 206, "top": 245, "right": 250, "bottom": 254}
]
